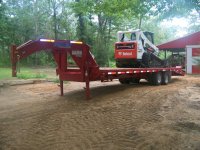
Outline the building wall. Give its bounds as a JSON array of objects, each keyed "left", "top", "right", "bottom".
[{"left": 186, "top": 45, "right": 200, "bottom": 74}]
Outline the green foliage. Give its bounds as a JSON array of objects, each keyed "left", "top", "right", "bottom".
[
  {"left": 16, "top": 67, "right": 47, "bottom": 79},
  {"left": 0, "top": 0, "right": 199, "bottom": 68},
  {"left": 158, "top": 51, "right": 172, "bottom": 60},
  {"left": 109, "top": 61, "right": 116, "bottom": 68},
  {"left": 17, "top": 73, "right": 47, "bottom": 79},
  {"left": 157, "top": 0, "right": 200, "bottom": 19},
  {"left": 0, "top": 68, "right": 12, "bottom": 80},
  {"left": 0, "top": 67, "right": 48, "bottom": 80},
  {"left": 141, "top": 17, "right": 177, "bottom": 44}
]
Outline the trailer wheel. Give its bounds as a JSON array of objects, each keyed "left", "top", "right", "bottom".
[
  {"left": 119, "top": 78, "right": 130, "bottom": 84},
  {"left": 161, "top": 72, "right": 169, "bottom": 85},
  {"left": 131, "top": 78, "right": 140, "bottom": 84},
  {"left": 168, "top": 71, "right": 172, "bottom": 83},
  {"left": 151, "top": 72, "right": 162, "bottom": 85},
  {"left": 147, "top": 74, "right": 152, "bottom": 84}
]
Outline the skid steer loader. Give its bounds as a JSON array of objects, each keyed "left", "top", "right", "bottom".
[{"left": 114, "top": 29, "right": 166, "bottom": 68}]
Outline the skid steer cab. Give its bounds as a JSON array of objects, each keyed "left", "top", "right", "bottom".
[{"left": 114, "top": 29, "right": 159, "bottom": 68}]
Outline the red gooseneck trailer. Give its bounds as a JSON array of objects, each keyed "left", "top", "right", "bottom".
[{"left": 11, "top": 39, "right": 184, "bottom": 99}]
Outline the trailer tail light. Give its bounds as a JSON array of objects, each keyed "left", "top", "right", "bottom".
[
  {"left": 40, "top": 39, "right": 55, "bottom": 42},
  {"left": 108, "top": 72, "right": 116, "bottom": 75},
  {"left": 117, "top": 72, "right": 125, "bottom": 74},
  {"left": 70, "top": 41, "right": 83, "bottom": 44}
]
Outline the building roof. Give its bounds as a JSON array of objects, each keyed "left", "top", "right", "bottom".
[{"left": 157, "top": 31, "right": 200, "bottom": 51}]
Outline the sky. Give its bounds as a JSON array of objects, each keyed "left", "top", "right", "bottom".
[{"left": 161, "top": 17, "right": 190, "bottom": 37}]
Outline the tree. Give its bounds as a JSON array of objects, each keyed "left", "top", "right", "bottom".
[
  {"left": 0, "top": 0, "right": 12, "bottom": 66},
  {"left": 71, "top": 0, "right": 130, "bottom": 66},
  {"left": 0, "top": 0, "right": 199, "bottom": 67},
  {"left": 125, "top": 0, "right": 160, "bottom": 29},
  {"left": 0, "top": 0, "right": 76, "bottom": 66},
  {"left": 155, "top": 0, "right": 200, "bottom": 19}
]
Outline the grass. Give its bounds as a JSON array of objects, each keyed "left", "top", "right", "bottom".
[
  {"left": 17, "top": 72, "right": 47, "bottom": 79},
  {"left": 0, "top": 68, "right": 12, "bottom": 80},
  {"left": 0, "top": 67, "right": 47, "bottom": 80}
]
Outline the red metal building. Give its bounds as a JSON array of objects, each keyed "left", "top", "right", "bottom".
[{"left": 157, "top": 31, "right": 200, "bottom": 74}]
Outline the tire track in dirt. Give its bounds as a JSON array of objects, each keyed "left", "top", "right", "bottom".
[
  {"left": 157, "top": 76, "right": 200, "bottom": 149},
  {"left": 0, "top": 80, "right": 169, "bottom": 150},
  {"left": 10, "top": 79, "right": 176, "bottom": 149},
  {"left": 1, "top": 76, "right": 200, "bottom": 149}
]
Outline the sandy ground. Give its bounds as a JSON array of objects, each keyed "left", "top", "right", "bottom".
[{"left": 0, "top": 75, "right": 200, "bottom": 150}]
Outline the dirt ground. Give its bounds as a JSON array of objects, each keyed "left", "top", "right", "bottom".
[{"left": 0, "top": 75, "right": 200, "bottom": 150}]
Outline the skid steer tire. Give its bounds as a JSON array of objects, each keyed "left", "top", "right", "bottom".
[
  {"left": 151, "top": 72, "right": 162, "bottom": 86},
  {"left": 161, "top": 72, "right": 169, "bottom": 85},
  {"left": 142, "top": 52, "right": 150, "bottom": 67}
]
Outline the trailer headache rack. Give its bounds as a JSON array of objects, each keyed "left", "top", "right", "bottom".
[{"left": 11, "top": 39, "right": 185, "bottom": 99}]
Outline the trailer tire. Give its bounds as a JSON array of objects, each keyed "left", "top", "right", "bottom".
[
  {"left": 147, "top": 74, "right": 152, "bottom": 84},
  {"left": 161, "top": 72, "right": 169, "bottom": 85},
  {"left": 168, "top": 71, "right": 172, "bottom": 83},
  {"left": 131, "top": 78, "right": 140, "bottom": 84},
  {"left": 119, "top": 78, "right": 130, "bottom": 84},
  {"left": 151, "top": 72, "right": 162, "bottom": 85}
]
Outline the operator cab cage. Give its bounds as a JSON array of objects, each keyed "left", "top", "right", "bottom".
[
  {"left": 117, "top": 29, "right": 154, "bottom": 44},
  {"left": 143, "top": 31, "right": 154, "bottom": 44}
]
